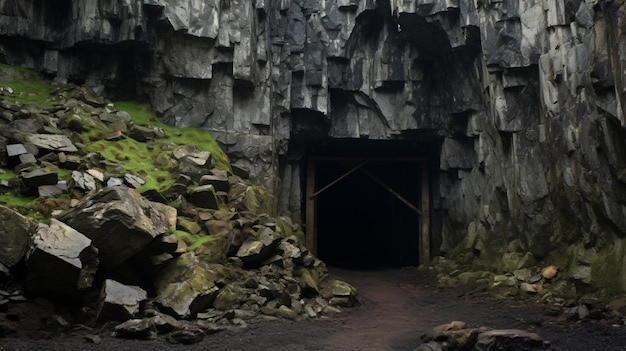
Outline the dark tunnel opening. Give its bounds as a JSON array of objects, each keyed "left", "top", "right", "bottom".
[{"left": 307, "top": 139, "right": 437, "bottom": 269}]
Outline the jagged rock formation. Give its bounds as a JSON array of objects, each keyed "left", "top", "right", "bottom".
[{"left": 1, "top": 0, "right": 626, "bottom": 297}]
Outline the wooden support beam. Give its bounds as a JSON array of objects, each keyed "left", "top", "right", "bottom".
[
  {"left": 419, "top": 162, "right": 430, "bottom": 265},
  {"left": 309, "top": 159, "right": 370, "bottom": 199},
  {"left": 305, "top": 158, "right": 317, "bottom": 255},
  {"left": 360, "top": 168, "right": 422, "bottom": 216}
]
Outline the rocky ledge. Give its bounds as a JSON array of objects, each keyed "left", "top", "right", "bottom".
[{"left": 0, "top": 67, "right": 357, "bottom": 342}]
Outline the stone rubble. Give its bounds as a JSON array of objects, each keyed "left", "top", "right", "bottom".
[
  {"left": 416, "top": 321, "right": 550, "bottom": 351},
  {"left": 0, "top": 81, "right": 358, "bottom": 342}
]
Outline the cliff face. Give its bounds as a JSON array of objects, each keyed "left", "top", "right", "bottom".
[{"left": 2, "top": 0, "right": 626, "bottom": 294}]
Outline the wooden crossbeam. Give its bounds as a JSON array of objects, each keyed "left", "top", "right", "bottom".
[
  {"left": 308, "top": 159, "right": 370, "bottom": 199},
  {"left": 360, "top": 168, "right": 422, "bottom": 216}
]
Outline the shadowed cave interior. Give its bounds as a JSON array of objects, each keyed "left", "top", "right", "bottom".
[{"left": 309, "top": 139, "right": 437, "bottom": 269}]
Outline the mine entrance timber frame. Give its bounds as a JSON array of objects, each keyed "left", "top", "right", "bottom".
[{"left": 305, "top": 157, "right": 431, "bottom": 266}]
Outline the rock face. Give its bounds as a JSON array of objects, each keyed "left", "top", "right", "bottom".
[{"left": 2, "top": 1, "right": 626, "bottom": 294}]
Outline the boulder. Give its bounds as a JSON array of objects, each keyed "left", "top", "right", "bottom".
[
  {"left": 213, "top": 283, "right": 248, "bottom": 311},
  {"left": 475, "top": 329, "right": 547, "bottom": 350},
  {"left": 38, "top": 182, "right": 68, "bottom": 197},
  {"left": 129, "top": 125, "right": 161, "bottom": 142},
  {"left": 173, "top": 145, "right": 213, "bottom": 167},
  {"left": 71, "top": 170, "right": 98, "bottom": 192},
  {"left": 58, "top": 186, "right": 177, "bottom": 269},
  {"left": 199, "top": 171, "right": 229, "bottom": 193},
  {"left": 96, "top": 279, "right": 147, "bottom": 322},
  {"left": 20, "top": 168, "right": 58, "bottom": 191},
  {"left": 189, "top": 184, "right": 219, "bottom": 209},
  {"left": 154, "top": 252, "right": 220, "bottom": 319},
  {"left": 0, "top": 206, "right": 37, "bottom": 268},
  {"left": 26, "top": 219, "right": 99, "bottom": 298},
  {"left": 236, "top": 228, "right": 282, "bottom": 266},
  {"left": 329, "top": 280, "right": 357, "bottom": 307}
]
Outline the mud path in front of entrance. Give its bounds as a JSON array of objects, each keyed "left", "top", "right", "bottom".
[{"left": 2, "top": 267, "right": 625, "bottom": 350}]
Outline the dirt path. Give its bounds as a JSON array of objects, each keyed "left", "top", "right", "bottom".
[{"left": 2, "top": 267, "right": 626, "bottom": 350}]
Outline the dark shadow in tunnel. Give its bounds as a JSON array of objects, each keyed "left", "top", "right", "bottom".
[{"left": 315, "top": 157, "right": 422, "bottom": 269}]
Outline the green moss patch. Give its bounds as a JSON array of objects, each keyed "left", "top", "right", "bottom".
[
  {"left": 0, "top": 64, "right": 54, "bottom": 107},
  {"left": 173, "top": 229, "right": 216, "bottom": 251},
  {"left": 82, "top": 101, "right": 231, "bottom": 192},
  {"left": 113, "top": 101, "right": 230, "bottom": 171}
]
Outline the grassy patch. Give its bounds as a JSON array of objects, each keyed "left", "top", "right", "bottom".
[
  {"left": 0, "top": 63, "right": 54, "bottom": 107},
  {"left": 0, "top": 194, "right": 36, "bottom": 209},
  {"left": 82, "top": 101, "right": 231, "bottom": 192},
  {"left": 114, "top": 101, "right": 230, "bottom": 170},
  {"left": 86, "top": 137, "right": 174, "bottom": 191},
  {"left": 173, "top": 229, "right": 216, "bottom": 251}
]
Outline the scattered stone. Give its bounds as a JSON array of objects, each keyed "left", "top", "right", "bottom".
[
  {"left": 38, "top": 182, "right": 68, "bottom": 197},
  {"left": 199, "top": 172, "right": 229, "bottom": 193},
  {"left": 71, "top": 170, "right": 98, "bottom": 192},
  {"left": 129, "top": 125, "right": 160, "bottom": 142},
  {"left": 329, "top": 280, "right": 357, "bottom": 307},
  {"left": 475, "top": 329, "right": 547, "bottom": 350},
  {"left": 189, "top": 184, "right": 219, "bottom": 209},
  {"left": 26, "top": 219, "right": 99, "bottom": 297},
  {"left": 97, "top": 279, "right": 148, "bottom": 322},
  {"left": 541, "top": 265, "right": 558, "bottom": 280},
  {"left": 230, "top": 164, "right": 250, "bottom": 179},
  {"left": 20, "top": 168, "right": 58, "bottom": 191},
  {"left": 166, "top": 329, "right": 205, "bottom": 344},
  {"left": 6, "top": 144, "right": 27, "bottom": 158},
  {"left": 124, "top": 172, "right": 145, "bottom": 189},
  {"left": 414, "top": 341, "right": 444, "bottom": 351},
  {"left": 114, "top": 318, "right": 157, "bottom": 340},
  {"left": 520, "top": 282, "right": 538, "bottom": 293}
]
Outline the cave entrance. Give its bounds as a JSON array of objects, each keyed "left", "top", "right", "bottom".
[{"left": 305, "top": 140, "right": 431, "bottom": 269}]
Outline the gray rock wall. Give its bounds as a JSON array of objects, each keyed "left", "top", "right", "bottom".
[{"left": 2, "top": 0, "right": 626, "bottom": 293}]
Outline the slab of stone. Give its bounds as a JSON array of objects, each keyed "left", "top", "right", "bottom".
[
  {"left": 199, "top": 173, "right": 230, "bottom": 193},
  {"left": 189, "top": 184, "right": 219, "bottom": 209},
  {"left": 38, "top": 183, "right": 67, "bottom": 197},
  {"left": 124, "top": 173, "right": 145, "bottom": 189},
  {"left": 173, "top": 145, "right": 212, "bottom": 165},
  {"left": 20, "top": 168, "right": 58, "bottom": 189},
  {"left": 475, "top": 329, "right": 546, "bottom": 350},
  {"left": 97, "top": 279, "right": 148, "bottom": 322},
  {"left": 28, "top": 134, "right": 78, "bottom": 153},
  {"left": 6, "top": 144, "right": 27, "bottom": 158},
  {"left": 26, "top": 219, "right": 99, "bottom": 297},
  {"left": 18, "top": 153, "right": 37, "bottom": 165}
]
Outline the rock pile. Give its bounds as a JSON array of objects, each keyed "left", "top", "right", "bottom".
[
  {"left": 0, "top": 79, "right": 357, "bottom": 341},
  {"left": 415, "top": 321, "right": 550, "bottom": 351},
  {"left": 426, "top": 255, "right": 626, "bottom": 328}
]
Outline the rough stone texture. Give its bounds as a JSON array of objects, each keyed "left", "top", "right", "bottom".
[
  {"left": 26, "top": 219, "right": 99, "bottom": 298},
  {"left": 0, "top": 205, "right": 36, "bottom": 268},
  {"left": 2, "top": 0, "right": 626, "bottom": 294},
  {"left": 153, "top": 251, "right": 220, "bottom": 319},
  {"left": 57, "top": 185, "right": 177, "bottom": 269},
  {"left": 97, "top": 279, "right": 147, "bottom": 322}
]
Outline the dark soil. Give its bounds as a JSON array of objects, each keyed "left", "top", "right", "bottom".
[{"left": 2, "top": 267, "right": 626, "bottom": 350}]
